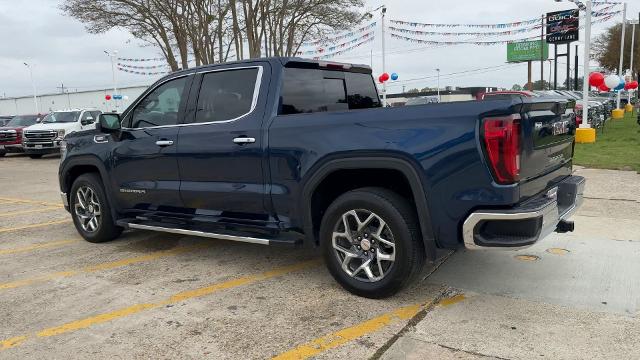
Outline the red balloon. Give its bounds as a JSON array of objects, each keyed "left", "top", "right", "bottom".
[
  {"left": 381, "top": 72, "right": 390, "bottom": 82},
  {"left": 105, "top": 94, "right": 112, "bottom": 100},
  {"left": 629, "top": 81, "right": 639, "bottom": 90},
  {"left": 625, "top": 83, "right": 632, "bottom": 90},
  {"left": 588, "top": 72, "right": 605, "bottom": 87},
  {"left": 598, "top": 84, "right": 610, "bottom": 92},
  {"left": 378, "top": 75, "right": 384, "bottom": 83}
]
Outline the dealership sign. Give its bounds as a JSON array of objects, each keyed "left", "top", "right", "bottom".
[
  {"left": 546, "top": 9, "right": 579, "bottom": 44},
  {"left": 507, "top": 40, "right": 549, "bottom": 63}
]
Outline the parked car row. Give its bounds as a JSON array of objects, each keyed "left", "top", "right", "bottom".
[
  {"left": 0, "top": 109, "right": 101, "bottom": 158},
  {"left": 482, "top": 90, "right": 615, "bottom": 129}
]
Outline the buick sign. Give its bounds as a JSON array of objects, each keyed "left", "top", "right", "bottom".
[{"left": 546, "top": 9, "right": 579, "bottom": 44}]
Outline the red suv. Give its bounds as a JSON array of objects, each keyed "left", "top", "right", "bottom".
[{"left": 0, "top": 114, "right": 44, "bottom": 157}]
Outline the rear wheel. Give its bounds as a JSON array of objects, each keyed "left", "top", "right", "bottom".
[
  {"left": 320, "top": 187, "right": 425, "bottom": 298},
  {"left": 70, "top": 173, "right": 122, "bottom": 243}
]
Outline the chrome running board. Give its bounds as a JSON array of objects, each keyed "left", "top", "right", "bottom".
[{"left": 126, "top": 223, "right": 271, "bottom": 245}]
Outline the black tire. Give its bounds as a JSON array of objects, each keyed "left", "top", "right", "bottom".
[
  {"left": 70, "top": 173, "right": 122, "bottom": 243},
  {"left": 320, "top": 187, "right": 425, "bottom": 299},
  {"left": 0, "top": 151, "right": 6, "bottom": 157},
  {"left": 29, "top": 154, "right": 43, "bottom": 159}
]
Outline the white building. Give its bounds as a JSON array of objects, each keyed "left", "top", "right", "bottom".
[{"left": 0, "top": 85, "right": 150, "bottom": 116}]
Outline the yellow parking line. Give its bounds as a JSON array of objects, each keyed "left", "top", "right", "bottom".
[
  {"left": 0, "top": 207, "right": 63, "bottom": 218},
  {"left": 0, "top": 219, "right": 72, "bottom": 234},
  {"left": 1, "top": 259, "right": 320, "bottom": 350},
  {"left": 272, "top": 294, "right": 466, "bottom": 360},
  {"left": 0, "top": 197, "right": 63, "bottom": 208},
  {"left": 0, "top": 239, "right": 77, "bottom": 256},
  {"left": 0, "top": 243, "right": 210, "bottom": 291}
]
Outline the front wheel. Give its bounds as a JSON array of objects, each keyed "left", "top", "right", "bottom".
[
  {"left": 320, "top": 187, "right": 425, "bottom": 298},
  {"left": 70, "top": 173, "right": 122, "bottom": 243}
]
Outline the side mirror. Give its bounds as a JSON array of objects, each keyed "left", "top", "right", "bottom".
[{"left": 97, "top": 113, "right": 121, "bottom": 133}]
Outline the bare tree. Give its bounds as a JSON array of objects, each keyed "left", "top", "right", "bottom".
[{"left": 61, "top": 0, "right": 364, "bottom": 70}]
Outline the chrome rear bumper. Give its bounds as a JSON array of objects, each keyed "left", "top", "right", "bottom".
[{"left": 463, "top": 176, "right": 585, "bottom": 250}]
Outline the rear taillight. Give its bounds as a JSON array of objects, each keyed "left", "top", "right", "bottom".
[{"left": 482, "top": 114, "right": 521, "bottom": 185}]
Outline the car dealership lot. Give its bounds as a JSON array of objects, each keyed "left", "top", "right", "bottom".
[{"left": 0, "top": 154, "right": 639, "bottom": 359}]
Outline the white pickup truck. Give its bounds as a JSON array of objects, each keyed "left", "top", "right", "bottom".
[{"left": 23, "top": 109, "right": 101, "bottom": 158}]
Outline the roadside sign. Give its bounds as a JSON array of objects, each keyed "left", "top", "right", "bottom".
[
  {"left": 546, "top": 9, "right": 580, "bottom": 44},
  {"left": 507, "top": 40, "right": 549, "bottom": 63}
]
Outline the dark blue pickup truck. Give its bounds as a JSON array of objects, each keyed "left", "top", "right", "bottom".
[{"left": 59, "top": 57, "right": 584, "bottom": 298}]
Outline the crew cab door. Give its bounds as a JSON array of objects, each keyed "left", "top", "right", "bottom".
[
  {"left": 176, "top": 64, "right": 271, "bottom": 224},
  {"left": 110, "top": 74, "right": 193, "bottom": 211}
]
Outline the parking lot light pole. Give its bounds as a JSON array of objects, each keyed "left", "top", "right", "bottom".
[
  {"left": 23, "top": 62, "right": 39, "bottom": 113},
  {"left": 104, "top": 50, "right": 119, "bottom": 112}
]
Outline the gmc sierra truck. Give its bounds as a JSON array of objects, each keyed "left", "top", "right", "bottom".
[{"left": 58, "top": 57, "right": 584, "bottom": 298}]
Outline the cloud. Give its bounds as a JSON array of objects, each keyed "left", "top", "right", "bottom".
[{"left": 0, "top": 0, "right": 636, "bottom": 98}]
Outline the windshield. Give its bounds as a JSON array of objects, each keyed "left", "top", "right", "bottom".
[
  {"left": 7, "top": 115, "right": 39, "bottom": 127},
  {"left": 42, "top": 111, "right": 80, "bottom": 124}
]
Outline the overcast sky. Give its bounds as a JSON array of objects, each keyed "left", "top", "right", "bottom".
[{"left": 0, "top": 0, "right": 638, "bottom": 98}]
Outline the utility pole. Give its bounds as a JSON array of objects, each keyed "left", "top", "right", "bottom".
[
  {"left": 617, "top": 3, "right": 627, "bottom": 109},
  {"left": 23, "top": 63, "right": 39, "bottom": 113}
]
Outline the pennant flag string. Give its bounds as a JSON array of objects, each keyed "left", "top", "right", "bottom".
[
  {"left": 389, "top": 2, "right": 619, "bottom": 29},
  {"left": 301, "top": 22, "right": 377, "bottom": 47},
  {"left": 389, "top": 11, "right": 618, "bottom": 47},
  {"left": 117, "top": 63, "right": 171, "bottom": 70},
  {"left": 117, "top": 67, "right": 170, "bottom": 76},
  {"left": 387, "top": 25, "right": 540, "bottom": 37},
  {"left": 388, "top": 9, "right": 619, "bottom": 38},
  {"left": 312, "top": 36, "right": 375, "bottom": 60},
  {"left": 390, "top": 33, "right": 541, "bottom": 46},
  {"left": 296, "top": 31, "right": 374, "bottom": 56}
]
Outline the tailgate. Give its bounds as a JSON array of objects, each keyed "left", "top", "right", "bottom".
[{"left": 518, "top": 99, "right": 575, "bottom": 199}]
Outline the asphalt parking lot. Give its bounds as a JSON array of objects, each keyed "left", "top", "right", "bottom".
[{"left": 0, "top": 154, "right": 639, "bottom": 359}]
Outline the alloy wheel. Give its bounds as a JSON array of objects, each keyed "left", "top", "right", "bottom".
[
  {"left": 331, "top": 209, "right": 396, "bottom": 282},
  {"left": 74, "top": 185, "right": 101, "bottom": 233}
]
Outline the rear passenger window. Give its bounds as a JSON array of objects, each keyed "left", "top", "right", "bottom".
[
  {"left": 195, "top": 68, "right": 259, "bottom": 123},
  {"left": 281, "top": 67, "right": 382, "bottom": 115},
  {"left": 346, "top": 72, "right": 381, "bottom": 109}
]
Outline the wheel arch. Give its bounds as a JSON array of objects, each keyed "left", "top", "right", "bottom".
[
  {"left": 60, "top": 155, "right": 118, "bottom": 220},
  {"left": 300, "top": 155, "right": 436, "bottom": 260}
]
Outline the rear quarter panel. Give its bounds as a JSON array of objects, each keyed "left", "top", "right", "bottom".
[{"left": 267, "top": 100, "right": 523, "bottom": 248}]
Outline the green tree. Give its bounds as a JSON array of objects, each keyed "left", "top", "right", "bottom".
[
  {"left": 593, "top": 23, "right": 639, "bottom": 78},
  {"left": 407, "top": 88, "right": 420, "bottom": 94},
  {"left": 563, "top": 76, "right": 584, "bottom": 91},
  {"left": 523, "top": 80, "right": 550, "bottom": 91},
  {"left": 511, "top": 84, "right": 523, "bottom": 91}
]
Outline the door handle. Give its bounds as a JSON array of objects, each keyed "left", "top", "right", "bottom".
[
  {"left": 233, "top": 137, "right": 256, "bottom": 144},
  {"left": 155, "top": 140, "right": 174, "bottom": 147}
]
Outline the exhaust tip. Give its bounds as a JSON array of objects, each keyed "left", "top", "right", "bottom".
[{"left": 555, "top": 220, "right": 575, "bottom": 233}]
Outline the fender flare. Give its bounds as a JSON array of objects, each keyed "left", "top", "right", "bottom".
[
  {"left": 60, "top": 155, "right": 119, "bottom": 221},
  {"left": 300, "top": 155, "right": 437, "bottom": 260}
]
